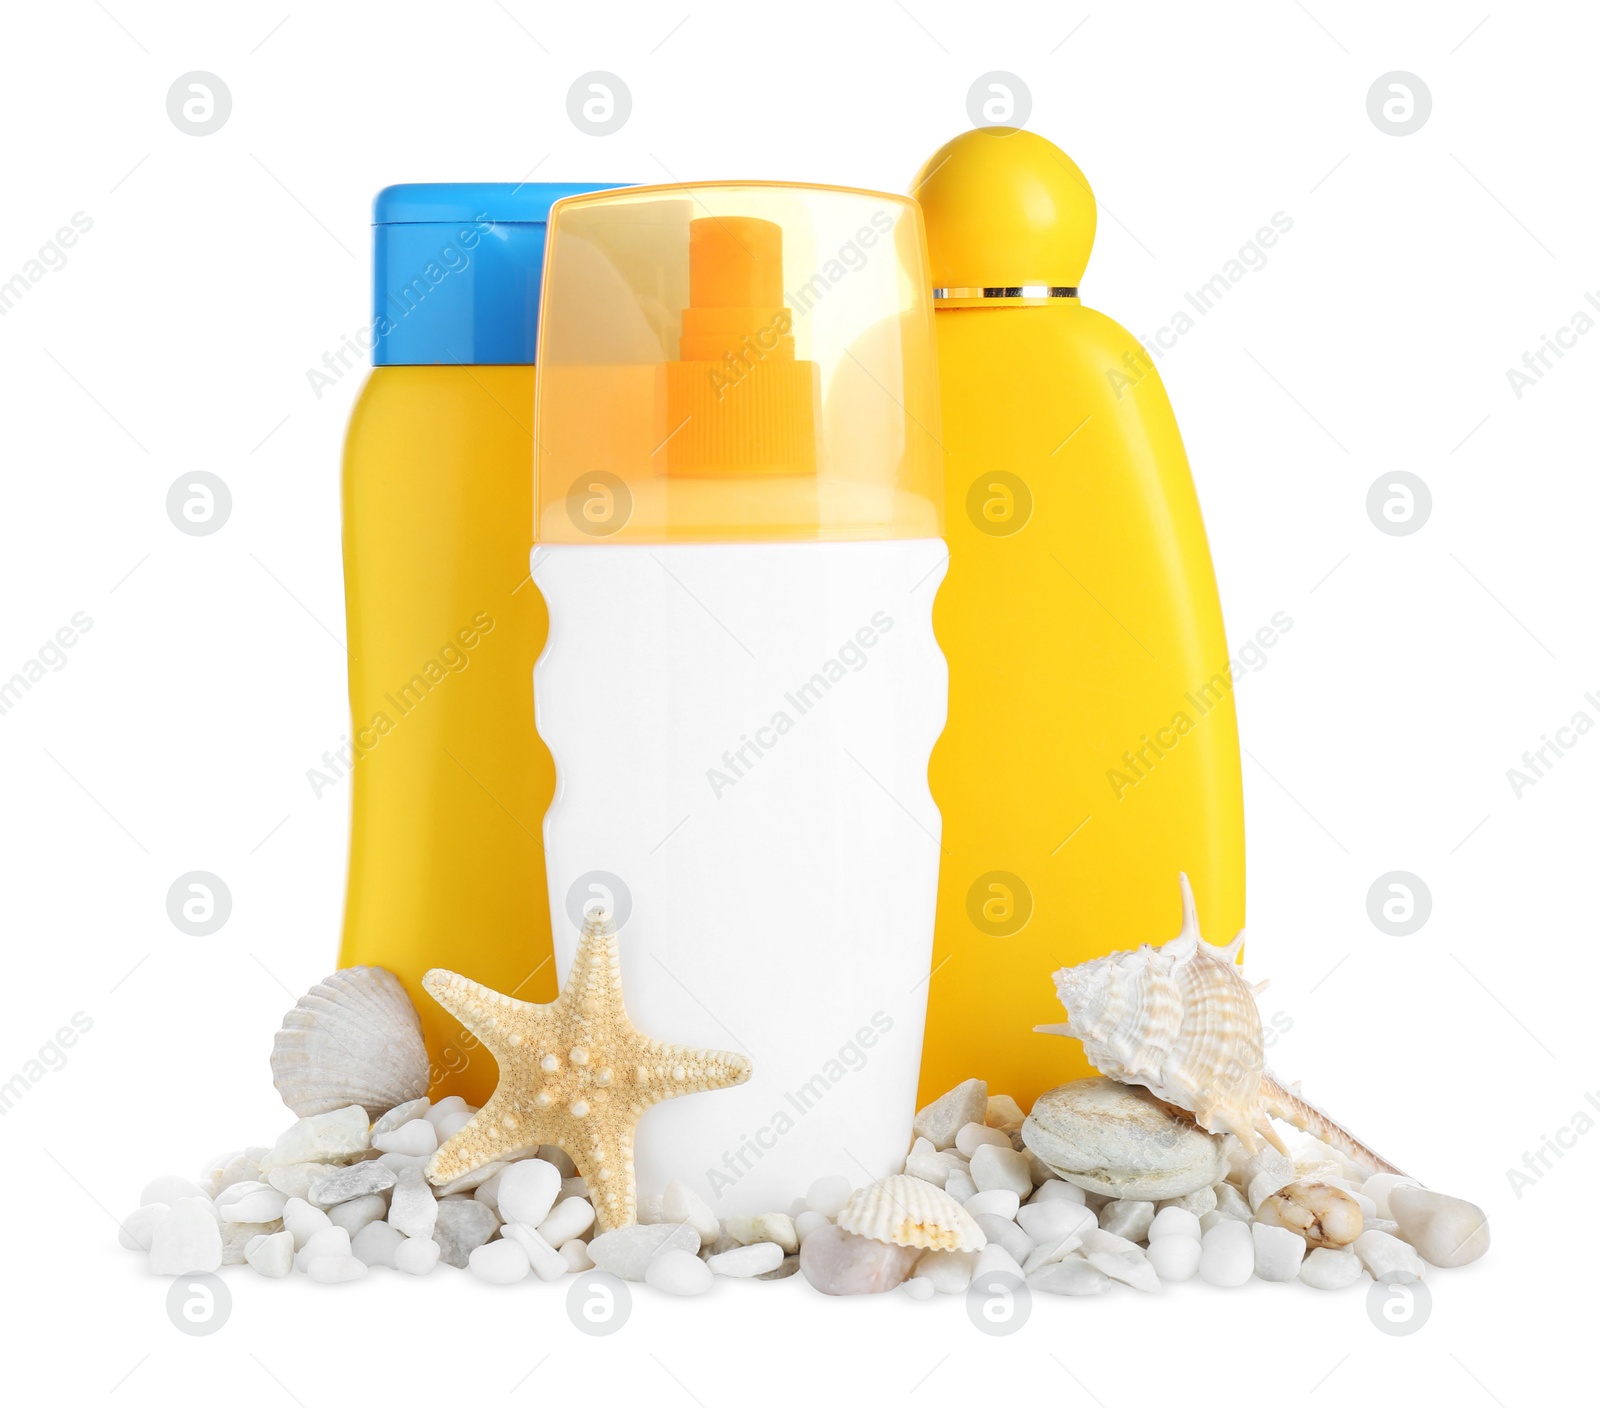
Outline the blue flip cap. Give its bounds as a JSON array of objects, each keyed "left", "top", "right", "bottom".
[{"left": 371, "top": 182, "right": 621, "bottom": 366}]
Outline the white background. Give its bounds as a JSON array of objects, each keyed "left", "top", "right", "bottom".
[{"left": 2, "top": 0, "right": 1591, "bottom": 1402}]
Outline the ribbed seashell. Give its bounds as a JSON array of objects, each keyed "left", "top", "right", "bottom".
[
  {"left": 271, "top": 966, "right": 429, "bottom": 1120},
  {"left": 1037, "top": 875, "right": 1403, "bottom": 1176},
  {"left": 836, "top": 1174, "right": 986, "bottom": 1252}
]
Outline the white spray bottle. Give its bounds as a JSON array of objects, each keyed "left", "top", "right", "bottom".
[{"left": 531, "top": 183, "right": 948, "bottom": 1212}]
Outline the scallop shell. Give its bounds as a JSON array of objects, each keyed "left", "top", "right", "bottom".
[
  {"left": 271, "top": 966, "right": 429, "bottom": 1120},
  {"left": 836, "top": 1174, "right": 986, "bottom": 1252},
  {"left": 1036, "top": 874, "right": 1403, "bottom": 1176}
]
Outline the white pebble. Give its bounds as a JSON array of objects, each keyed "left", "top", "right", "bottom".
[
  {"left": 244, "top": 1229, "right": 295, "bottom": 1277},
  {"left": 1360, "top": 1172, "right": 1421, "bottom": 1220},
  {"left": 470, "top": 1239, "right": 531, "bottom": 1285},
  {"left": 1099, "top": 1200, "right": 1156, "bottom": 1243},
  {"left": 986, "top": 1094, "right": 1026, "bottom": 1131},
  {"left": 707, "top": 1241, "right": 784, "bottom": 1277},
  {"left": 973, "top": 1243, "right": 1025, "bottom": 1281},
  {"left": 423, "top": 1095, "right": 469, "bottom": 1131},
  {"left": 266, "top": 1163, "right": 338, "bottom": 1200},
  {"left": 537, "top": 1196, "right": 596, "bottom": 1247},
  {"left": 1240, "top": 1146, "right": 1297, "bottom": 1209},
  {"left": 1354, "top": 1229, "right": 1425, "bottom": 1284},
  {"left": 1087, "top": 1248, "right": 1160, "bottom": 1293},
  {"left": 294, "top": 1226, "right": 350, "bottom": 1274},
  {"left": 281, "top": 1197, "right": 331, "bottom": 1249},
  {"left": 351, "top": 1221, "right": 405, "bottom": 1268},
  {"left": 259, "top": 1106, "right": 370, "bottom": 1172},
  {"left": 1300, "top": 1247, "right": 1366, "bottom": 1290},
  {"left": 560, "top": 1238, "right": 595, "bottom": 1273},
  {"left": 387, "top": 1166, "right": 438, "bottom": 1239},
  {"left": 1253, "top": 1222, "right": 1307, "bottom": 1282},
  {"left": 914, "top": 1077, "right": 988, "bottom": 1149},
  {"left": 377, "top": 1152, "right": 429, "bottom": 1174},
  {"left": 662, "top": 1180, "right": 719, "bottom": 1246},
  {"left": 1212, "top": 1182, "right": 1252, "bottom": 1221},
  {"left": 307, "top": 1254, "right": 367, "bottom": 1284},
  {"left": 973, "top": 1213, "right": 1033, "bottom": 1265},
  {"left": 955, "top": 1122, "right": 1011, "bottom": 1157},
  {"left": 327, "top": 1194, "right": 388, "bottom": 1236},
  {"left": 806, "top": 1175, "right": 853, "bottom": 1218},
  {"left": 119, "top": 1204, "right": 168, "bottom": 1252},
  {"left": 496, "top": 1159, "right": 562, "bottom": 1228},
  {"left": 148, "top": 1197, "right": 222, "bottom": 1275},
  {"left": 1198, "top": 1220, "right": 1254, "bottom": 1287},
  {"left": 646, "top": 1247, "right": 713, "bottom": 1296},
  {"left": 902, "top": 1274, "right": 937, "bottom": 1300},
  {"left": 1146, "top": 1235, "right": 1202, "bottom": 1282},
  {"left": 308, "top": 1162, "right": 397, "bottom": 1207},
  {"left": 1028, "top": 1179, "right": 1086, "bottom": 1206},
  {"left": 589, "top": 1222, "right": 699, "bottom": 1280},
  {"left": 1148, "top": 1207, "right": 1202, "bottom": 1242},
  {"left": 944, "top": 1169, "right": 978, "bottom": 1204},
  {"left": 372, "top": 1097, "right": 430, "bottom": 1134},
  {"left": 1388, "top": 1186, "right": 1489, "bottom": 1268},
  {"left": 500, "top": 1223, "right": 568, "bottom": 1280},
  {"left": 904, "top": 1139, "right": 966, "bottom": 1187},
  {"left": 432, "top": 1110, "right": 474, "bottom": 1141},
  {"left": 198, "top": 1148, "right": 266, "bottom": 1199},
  {"left": 394, "top": 1235, "right": 441, "bottom": 1275},
  {"left": 965, "top": 1188, "right": 1020, "bottom": 1221},
  {"left": 217, "top": 1181, "right": 284, "bottom": 1222},
  {"left": 372, "top": 1118, "right": 438, "bottom": 1157},
  {"left": 911, "top": 1248, "right": 977, "bottom": 1293},
  {"left": 1027, "top": 1257, "right": 1112, "bottom": 1296},
  {"left": 1021, "top": 1234, "right": 1085, "bottom": 1275},
  {"left": 969, "top": 1144, "right": 1032, "bottom": 1198},
  {"left": 1016, "top": 1200, "right": 1094, "bottom": 1243},
  {"left": 1079, "top": 1227, "right": 1140, "bottom": 1256},
  {"left": 723, "top": 1213, "right": 798, "bottom": 1254},
  {"left": 1158, "top": 1185, "right": 1217, "bottom": 1216},
  {"left": 794, "top": 1210, "right": 830, "bottom": 1243},
  {"left": 473, "top": 1168, "right": 508, "bottom": 1209},
  {"left": 142, "top": 1174, "right": 203, "bottom": 1207}
]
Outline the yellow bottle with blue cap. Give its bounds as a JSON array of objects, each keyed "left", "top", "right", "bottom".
[
  {"left": 338, "top": 182, "right": 615, "bottom": 1103},
  {"left": 911, "top": 130, "right": 1246, "bottom": 1108}
]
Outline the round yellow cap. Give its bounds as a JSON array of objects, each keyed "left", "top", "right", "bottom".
[{"left": 911, "top": 127, "right": 1096, "bottom": 292}]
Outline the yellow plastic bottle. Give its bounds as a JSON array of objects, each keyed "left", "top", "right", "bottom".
[
  {"left": 912, "top": 130, "right": 1246, "bottom": 1109},
  {"left": 338, "top": 183, "right": 614, "bottom": 1103}
]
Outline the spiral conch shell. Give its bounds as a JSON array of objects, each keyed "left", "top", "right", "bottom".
[{"left": 1037, "top": 875, "right": 1403, "bottom": 1176}]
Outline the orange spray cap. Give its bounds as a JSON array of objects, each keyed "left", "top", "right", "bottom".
[
  {"left": 533, "top": 183, "right": 944, "bottom": 544},
  {"left": 666, "top": 216, "right": 818, "bottom": 476}
]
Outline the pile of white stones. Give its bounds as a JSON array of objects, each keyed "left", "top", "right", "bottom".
[
  {"left": 120, "top": 1094, "right": 820, "bottom": 1291},
  {"left": 120, "top": 1079, "right": 1486, "bottom": 1297},
  {"left": 844, "top": 1077, "right": 1489, "bottom": 1299}
]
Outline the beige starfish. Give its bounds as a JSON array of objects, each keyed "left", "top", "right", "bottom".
[{"left": 422, "top": 909, "right": 751, "bottom": 1231}]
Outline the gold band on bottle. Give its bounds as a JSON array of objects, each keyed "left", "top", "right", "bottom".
[{"left": 932, "top": 285, "right": 1078, "bottom": 300}]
